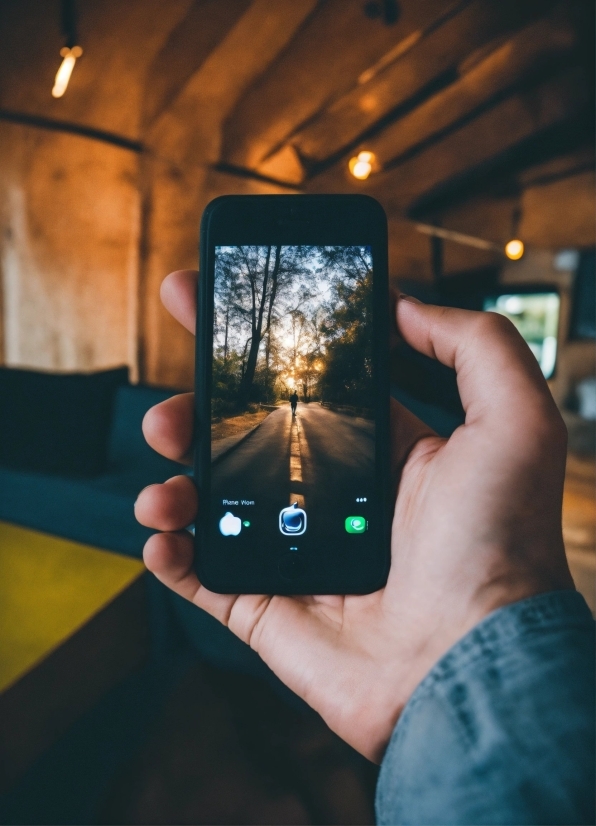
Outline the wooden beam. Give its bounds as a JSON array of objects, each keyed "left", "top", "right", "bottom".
[
  {"left": 520, "top": 171, "right": 596, "bottom": 248},
  {"left": 287, "top": 0, "right": 554, "bottom": 173},
  {"left": 221, "top": 0, "right": 456, "bottom": 171},
  {"left": 310, "top": 69, "right": 588, "bottom": 215},
  {"left": 354, "top": 9, "right": 577, "bottom": 171},
  {"left": 433, "top": 194, "right": 520, "bottom": 248},
  {"left": 517, "top": 145, "right": 595, "bottom": 189},
  {"left": 141, "top": 0, "right": 252, "bottom": 128}
]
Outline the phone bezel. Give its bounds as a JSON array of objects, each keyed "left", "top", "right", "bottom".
[{"left": 195, "top": 194, "right": 391, "bottom": 594}]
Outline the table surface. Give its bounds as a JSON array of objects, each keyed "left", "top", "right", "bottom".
[{"left": 0, "top": 521, "right": 144, "bottom": 694}]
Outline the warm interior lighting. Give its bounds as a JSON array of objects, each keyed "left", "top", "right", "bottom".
[
  {"left": 52, "top": 45, "right": 83, "bottom": 98},
  {"left": 349, "top": 151, "right": 375, "bottom": 180},
  {"left": 505, "top": 239, "right": 524, "bottom": 260}
]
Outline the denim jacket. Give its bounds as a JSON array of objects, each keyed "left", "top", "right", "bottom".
[{"left": 376, "top": 590, "right": 595, "bottom": 825}]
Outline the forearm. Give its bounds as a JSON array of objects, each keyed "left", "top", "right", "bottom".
[{"left": 376, "top": 590, "right": 595, "bottom": 826}]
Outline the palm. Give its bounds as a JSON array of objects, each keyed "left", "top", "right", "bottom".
[{"left": 163, "top": 433, "right": 445, "bottom": 762}]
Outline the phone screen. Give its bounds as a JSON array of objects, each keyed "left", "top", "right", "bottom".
[{"left": 208, "top": 244, "right": 379, "bottom": 584}]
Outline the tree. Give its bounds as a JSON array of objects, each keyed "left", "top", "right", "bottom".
[
  {"left": 214, "top": 245, "right": 313, "bottom": 411},
  {"left": 316, "top": 246, "right": 373, "bottom": 407}
]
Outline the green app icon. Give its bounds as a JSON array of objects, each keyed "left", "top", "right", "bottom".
[{"left": 345, "top": 516, "right": 367, "bottom": 534}]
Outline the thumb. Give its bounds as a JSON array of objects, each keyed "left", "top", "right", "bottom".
[{"left": 395, "top": 296, "right": 559, "bottom": 428}]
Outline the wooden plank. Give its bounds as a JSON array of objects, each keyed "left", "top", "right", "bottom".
[
  {"left": 288, "top": 0, "right": 553, "bottom": 170},
  {"left": 517, "top": 145, "right": 595, "bottom": 188},
  {"left": 347, "top": 69, "right": 588, "bottom": 213},
  {"left": 142, "top": 0, "right": 253, "bottom": 128},
  {"left": 221, "top": 0, "right": 453, "bottom": 170},
  {"left": 520, "top": 170, "right": 596, "bottom": 248},
  {"left": 357, "top": 9, "right": 577, "bottom": 169}
]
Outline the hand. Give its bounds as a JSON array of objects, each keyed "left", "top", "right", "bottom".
[{"left": 135, "top": 270, "right": 574, "bottom": 763}]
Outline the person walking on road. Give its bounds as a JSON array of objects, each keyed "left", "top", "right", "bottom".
[{"left": 290, "top": 391, "right": 298, "bottom": 416}]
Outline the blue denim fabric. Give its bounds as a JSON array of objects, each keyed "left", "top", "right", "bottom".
[{"left": 376, "top": 591, "right": 595, "bottom": 825}]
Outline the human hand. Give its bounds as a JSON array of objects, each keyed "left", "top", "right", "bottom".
[{"left": 135, "top": 270, "right": 574, "bottom": 763}]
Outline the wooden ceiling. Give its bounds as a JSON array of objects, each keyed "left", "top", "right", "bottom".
[{"left": 0, "top": 0, "right": 594, "bottom": 278}]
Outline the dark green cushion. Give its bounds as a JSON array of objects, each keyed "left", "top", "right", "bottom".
[{"left": 0, "top": 366, "right": 128, "bottom": 477}]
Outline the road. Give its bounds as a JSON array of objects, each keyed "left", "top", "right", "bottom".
[{"left": 212, "top": 403, "right": 374, "bottom": 516}]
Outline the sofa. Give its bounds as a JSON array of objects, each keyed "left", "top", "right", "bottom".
[
  {"left": 0, "top": 381, "right": 180, "bottom": 556},
  {"left": 0, "top": 367, "right": 282, "bottom": 680},
  {"left": 0, "top": 367, "right": 283, "bottom": 822}
]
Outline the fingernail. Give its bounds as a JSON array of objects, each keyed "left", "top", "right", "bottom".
[
  {"left": 399, "top": 293, "right": 422, "bottom": 304},
  {"left": 134, "top": 483, "right": 158, "bottom": 508}
]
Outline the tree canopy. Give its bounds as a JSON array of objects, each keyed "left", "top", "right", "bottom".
[{"left": 212, "top": 245, "right": 373, "bottom": 417}]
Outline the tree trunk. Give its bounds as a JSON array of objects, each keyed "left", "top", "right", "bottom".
[
  {"left": 238, "top": 245, "right": 281, "bottom": 408},
  {"left": 223, "top": 304, "right": 230, "bottom": 362}
]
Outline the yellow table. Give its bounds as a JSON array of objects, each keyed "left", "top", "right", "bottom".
[{"left": 0, "top": 522, "right": 147, "bottom": 791}]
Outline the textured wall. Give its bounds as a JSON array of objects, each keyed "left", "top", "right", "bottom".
[
  {"left": 0, "top": 0, "right": 592, "bottom": 390},
  {"left": 0, "top": 123, "right": 140, "bottom": 375}
]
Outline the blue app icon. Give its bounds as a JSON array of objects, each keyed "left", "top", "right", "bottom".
[{"left": 279, "top": 502, "right": 307, "bottom": 536}]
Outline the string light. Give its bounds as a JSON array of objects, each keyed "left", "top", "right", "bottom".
[
  {"left": 52, "top": 45, "right": 82, "bottom": 98},
  {"left": 349, "top": 151, "right": 376, "bottom": 180},
  {"left": 505, "top": 239, "right": 524, "bottom": 260}
]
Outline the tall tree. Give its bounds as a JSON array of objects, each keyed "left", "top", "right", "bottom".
[
  {"left": 237, "top": 244, "right": 281, "bottom": 407},
  {"left": 316, "top": 246, "right": 374, "bottom": 406},
  {"left": 213, "top": 244, "right": 319, "bottom": 411}
]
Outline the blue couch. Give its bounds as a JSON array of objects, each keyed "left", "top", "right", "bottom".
[
  {"left": 0, "top": 379, "right": 279, "bottom": 823},
  {"left": 0, "top": 384, "right": 181, "bottom": 556},
  {"left": 0, "top": 380, "right": 280, "bottom": 680}
]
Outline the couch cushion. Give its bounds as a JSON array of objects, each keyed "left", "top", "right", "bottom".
[
  {"left": 0, "top": 465, "right": 154, "bottom": 557},
  {"left": 108, "top": 385, "right": 180, "bottom": 469},
  {"left": 0, "top": 381, "right": 187, "bottom": 557},
  {"left": 0, "top": 366, "right": 128, "bottom": 477}
]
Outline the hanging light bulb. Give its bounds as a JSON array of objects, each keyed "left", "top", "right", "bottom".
[
  {"left": 52, "top": 45, "right": 83, "bottom": 98},
  {"left": 349, "top": 151, "right": 376, "bottom": 180},
  {"left": 505, "top": 239, "right": 524, "bottom": 260}
]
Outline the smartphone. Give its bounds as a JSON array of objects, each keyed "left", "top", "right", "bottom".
[{"left": 195, "top": 194, "right": 391, "bottom": 594}]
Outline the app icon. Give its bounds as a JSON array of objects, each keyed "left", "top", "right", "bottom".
[
  {"left": 219, "top": 511, "right": 241, "bottom": 536},
  {"left": 279, "top": 502, "right": 307, "bottom": 536},
  {"left": 345, "top": 516, "right": 367, "bottom": 534}
]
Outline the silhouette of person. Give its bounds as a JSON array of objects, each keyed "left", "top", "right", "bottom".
[{"left": 290, "top": 391, "right": 298, "bottom": 416}]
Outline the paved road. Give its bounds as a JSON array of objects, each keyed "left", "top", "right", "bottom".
[
  {"left": 298, "top": 404, "right": 374, "bottom": 505},
  {"left": 212, "top": 403, "right": 374, "bottom": 513}
]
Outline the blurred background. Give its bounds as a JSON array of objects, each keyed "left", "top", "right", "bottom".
[{"left": 0, "top": 1, "right": 594, "bottom": 823}]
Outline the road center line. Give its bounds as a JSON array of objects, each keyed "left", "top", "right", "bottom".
[{"left": 289, "top": 412, "right": 305, "bottom": 509}]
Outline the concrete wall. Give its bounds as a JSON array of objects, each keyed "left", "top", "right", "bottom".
[{"left": 0, "top": 123, "right": 140, "bottom": 376}]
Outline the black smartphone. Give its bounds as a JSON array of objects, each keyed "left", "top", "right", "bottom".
[{"left": 195, "top": 194, "right": 391, "bottom": 594}]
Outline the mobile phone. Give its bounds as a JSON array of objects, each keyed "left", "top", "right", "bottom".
[{"left": 195, "top": 194, "right": 391, "bottom": 594}]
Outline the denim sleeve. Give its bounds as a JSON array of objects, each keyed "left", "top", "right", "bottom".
[{"left": 376, "top": 590, "right": 595, "bottom": 826}]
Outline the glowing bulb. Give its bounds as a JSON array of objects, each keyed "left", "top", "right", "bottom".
[
  {"left": 505, "top": 239, "right": 524, "bottom": 260},
  {"left": 52, "top": 45, "right": 83, "bottom": 98},
  {"left": 349, "top": 150, "right": 376, "bottom": 180}
]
